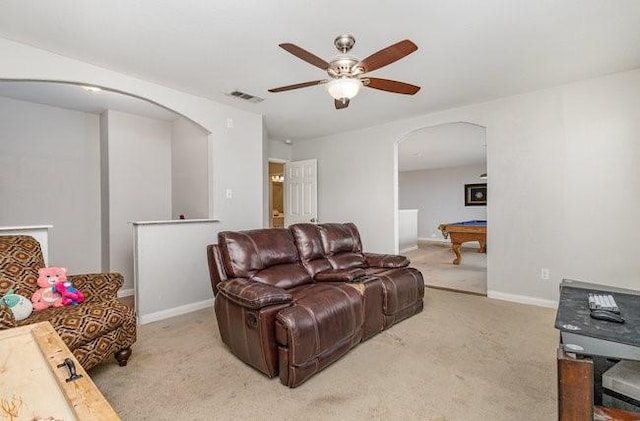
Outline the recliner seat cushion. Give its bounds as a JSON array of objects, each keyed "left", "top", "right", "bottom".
[
  {"left": 314, "top": 268, "right": 366, "bottom": 282},
  {"left": 251, "top": 263, "right": 311, "bottom": 289}
]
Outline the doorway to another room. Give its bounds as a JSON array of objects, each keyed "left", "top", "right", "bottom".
[
  {"left": 269, "top": 161, "right": 285, "bottom": 228},
  {"left": 267, "top": 158, "right": 318, "bottom": 229},
  {"left": 397, "top": 122, "right": 488, "bottom": 296}
]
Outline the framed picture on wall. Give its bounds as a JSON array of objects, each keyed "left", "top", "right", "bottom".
[{"left": 465, "top": 183, "right": 487, "bottom": 206}]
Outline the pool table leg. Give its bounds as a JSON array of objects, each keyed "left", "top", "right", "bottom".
[
  {"left": 451, "top": 243, "right": 462, "bottom": 265},
  {"left": 479, "top": 239, "right": 486, "bottom": 253}
]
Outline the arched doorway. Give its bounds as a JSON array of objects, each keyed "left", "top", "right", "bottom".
[
  {"left": 0, "top": 79, "right": 211, "bottom": 283},
  {"left": 396, "top": 122, "right": 487, "bottom": 295}
]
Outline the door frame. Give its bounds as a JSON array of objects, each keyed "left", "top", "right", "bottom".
[
  {"left": 283, "top": 158, "right": 318, "bottom": 227},
  {"left": 267, "top": 158, "right": 288, "bottom": 228}
]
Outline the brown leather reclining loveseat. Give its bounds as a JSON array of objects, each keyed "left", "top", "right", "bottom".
[{"left": 207, "top": 222, "right": 424, "bottom": 387}]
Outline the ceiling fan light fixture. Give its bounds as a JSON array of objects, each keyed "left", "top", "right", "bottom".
[{"left": 326, "top": 77, "right": 362, "bottom": 101}]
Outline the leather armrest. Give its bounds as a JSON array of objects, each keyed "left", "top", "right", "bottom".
[
  {"left": 217, "top": 278, "right": 292, "bottom": 310},
  {"left": 314, "top": 268, "right": 366, "bottom": 282},
  {"left": 364, "top": 253, "right": 410, "bottom": 268}
]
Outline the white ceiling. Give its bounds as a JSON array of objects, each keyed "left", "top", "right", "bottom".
[
  {"left": 0, "top": 0, "right": 639, "bottom": 142},
  {"left": 398, "top": 123, "right": 486, "bottom": 172}
]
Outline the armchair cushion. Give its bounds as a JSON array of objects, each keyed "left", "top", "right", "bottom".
[
  {"left": 67, "top": 273, "right": 123, "bottom": 303},
  {"left": 314, "top": 268, "right": 366, "bottom": 282},
  {"left": 364, "top": 253, "right": 410, "bottom": 268},
  {"left": 217, "top": 278, "right": 293, "bottom": 310},
  {"left": 0, "top": 304, "right": 16, "bottom": 329},
  {"left": 19, "top": 300, "right": 134, "bottom": 350}
]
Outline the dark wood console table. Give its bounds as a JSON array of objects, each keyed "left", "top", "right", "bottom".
[
  {"left": 557, "top": 347, "right": 640, "bottom": 420},
  {"left": 555, "top": 279, "right": 640, "bottom": 420}
]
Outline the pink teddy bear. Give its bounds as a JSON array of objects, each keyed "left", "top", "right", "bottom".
[{"left": 31, "top": 267, "right": 67, "bottom": 311}]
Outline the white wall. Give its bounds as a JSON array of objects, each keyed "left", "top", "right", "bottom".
[
  {"left": 398, "top": 209, "right": 418, "bottom": 253},
  {"left": 399, "top": 164, "right": 487, "bottom": 240},
  {"left": 103, "top": 110, "right": 172, "bottom": 289},
  {"left": 0, "top": 37, "right": 264, "bottom": 301},
  {"left": 269, "top": 139, "right": 292, "bottom": 161},
  {"left": 0, "top": 96, "right": 101, "bottom": 273},
  {"left": 171, "top": 117, "right": 209, "bottom": 220},
  {"left": 133, "top": 220, "right": 219, "bottom": 324},
  {"left": 263, "top": 136, "right": 292, "bottom": 226},
  {"left": 293, "top": 132, "right": 393, "bottom": 252},
  {"left": 0, "top": 38, "right": 265, "bottom": 235},
  {"left": 293, "top": 68, "right": 640, "bottom": 305}
]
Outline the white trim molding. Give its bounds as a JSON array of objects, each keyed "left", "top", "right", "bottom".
[
  {"left": 138, "top": 298, "right": 214, "bottom": 325},
  {"left": 419, "top": 237, "right": 482, "bottom": 249},
  {"left": 487, "top": 290, "right": 558, "bottom": 309},
  {"left": 400, "top": 245, "right": 419, "bottom": 253},
  {"left": 117, "top": 288, "right": 134, "bottom": 298}
]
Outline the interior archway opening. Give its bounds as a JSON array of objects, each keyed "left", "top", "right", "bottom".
[
  {"left": 0, "top": 79, "right": 212, "bottom": 281},
  {"left": 397, "top": 122, "right": 487, "bottom": 295}
]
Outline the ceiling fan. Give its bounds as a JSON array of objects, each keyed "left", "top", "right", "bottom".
[{"left": 268, "top": 34, "right": 420, "bottom": 110}]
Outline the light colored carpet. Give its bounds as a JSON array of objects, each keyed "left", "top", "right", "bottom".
[
  {"left": 91, "top": 289, "right": 557, "bottom": 420},
  {"left": 405, "top": 243, "right": 487, "bottom": 295}
]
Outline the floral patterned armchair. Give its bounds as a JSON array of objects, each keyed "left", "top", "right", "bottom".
[{"left": 0, "top": 235, "right": 136, "bottom": 369}]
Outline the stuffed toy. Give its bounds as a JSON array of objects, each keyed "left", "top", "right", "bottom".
[
  {"left": 31, "top": 267, "right": 67, "bottom": 311},
  {"left": 1, "top": 289, "right": 33, "bottom": 321},
  {"left": 55, "top": 280, "right": 85, "bottom": 306}
]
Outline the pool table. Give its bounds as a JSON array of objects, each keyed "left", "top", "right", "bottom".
[{"left": 438, "top": 220, "right": 487, "bottom": 265}]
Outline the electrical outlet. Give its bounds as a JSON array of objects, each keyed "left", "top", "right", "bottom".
[{"left": 541, "top": 268, "right": 550, "bottom": 280}]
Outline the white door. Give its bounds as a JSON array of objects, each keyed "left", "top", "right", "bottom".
[{"left": 284, "top": 159, "right": 318, "bottom": 226}]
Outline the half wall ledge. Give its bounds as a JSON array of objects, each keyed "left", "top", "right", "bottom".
[{"left": 131, "top": 219, "right": 220, "bottom": 324}]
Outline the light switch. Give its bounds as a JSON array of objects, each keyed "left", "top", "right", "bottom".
[{"left": 225, "top": 189, "right": 232, "bottom": 199}]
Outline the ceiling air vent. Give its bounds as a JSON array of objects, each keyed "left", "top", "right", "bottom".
[{"left": 227, "top": 90, "right": 264, "bottom": 103}]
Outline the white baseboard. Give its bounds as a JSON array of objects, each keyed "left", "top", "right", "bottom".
[
  {"left": 418, "top": 237, "right": 481, "bottom": 249},
  {"left": 487, "top": 290, "right": 558, "bottom": 309},
  {"left": 418, "top": 237, "right": 447, "bottom": 244},
  {"left": 138, "top": 298, "right": 214, "bottom": 325},
  {"left": 117, "top": 288, "right": 134, "bottom": 298},
  {"left": 400, "top": 245, "right": 419, "bottom": 253}
]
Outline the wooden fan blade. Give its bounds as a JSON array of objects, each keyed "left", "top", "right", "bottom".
[
  {"left": 279, "top": 43, "right": 330, "bottom": 70},
  {"left": 364, "top": 77, "right": 421, "bottom": 95},
  {"left": 334, "top": 98, "right": 350, "bottom": 110},
  {"left": 268, "top": 80, "right": 327, "bottom": 93},
  {"left": 358, "top": 39, "right": 418, "bottom": 73}
]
